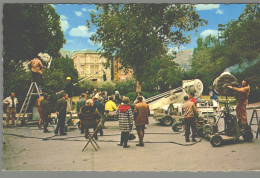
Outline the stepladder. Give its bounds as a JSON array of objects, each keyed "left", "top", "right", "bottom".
[
  {"left": 17, "top": 82, "right": 42, "bottom": 125},
  {"left": 249, "top": 109, "right": 260, "bottom": 138}
]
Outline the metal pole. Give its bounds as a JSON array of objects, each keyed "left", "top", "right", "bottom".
[{"left": 56, "top": 69, "right": 104, "bottom": 95}]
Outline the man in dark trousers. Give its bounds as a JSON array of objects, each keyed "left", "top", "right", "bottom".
[
  {"left": 41, "top": 93, "right": 51, "bottom": 133},
  {"left": 77, "top": 93, "right": 86, "bottom": 134},
  {"left": 76, "top": 93, "right": 86, "bottom": 113},
  {"left": 134, "top": 96, "right": 150, "bottom": 147},
  {"left": 182, "top": 96, "right": 197, "bottom": 142},
  {"left": 55, "top": 93, "right": 68, "bottom": 135},
  {"left": 93, "top": 97, "right": 104, "bottom": 136},
  {"left": 63, "top": 77, "right": 73, "bottom": 112}
]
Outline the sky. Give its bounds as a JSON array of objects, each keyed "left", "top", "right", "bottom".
[{"left": 53, "top": 4, "right": 246, "bottom": 52}]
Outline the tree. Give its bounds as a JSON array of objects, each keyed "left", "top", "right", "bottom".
[
  {"left": 3, "top": 4, "right": 65, "bottom": 71},
  {"left": 87, "top": 4, "right": 207, "bottom": 91},
  {"left": 42, "top": 56, "right": 79, "bottom": 95},
  {"left": 189, "top": 35, "right": 225, "bottom": 93},
  {"left": 3, "top": 4, "right": 66, "bottom": 109},
  {"left": 141, "top": 54, "right": 184, "bottom": 92},
  {"left": 224, "top": 4, "right": 260, "bottom": 62},
  {"left": 190, "top": 4, "right": 260, "bottom": 96}
]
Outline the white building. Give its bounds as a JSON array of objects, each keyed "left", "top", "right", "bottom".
[{"left": 72, "top": 51, "right": 111, "bottom": 81}]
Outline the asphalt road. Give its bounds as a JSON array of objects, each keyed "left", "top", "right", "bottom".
[{"left": 2, "top": 107, "right": 260, "bottom": 172}]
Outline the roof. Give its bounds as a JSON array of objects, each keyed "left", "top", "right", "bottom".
[{"left": 72, "top": 50, "right": 101, "bottom": 59}]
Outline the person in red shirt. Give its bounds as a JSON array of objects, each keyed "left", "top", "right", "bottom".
[{"left": 188, "top": 92, "right": 197, "bottom": 107}]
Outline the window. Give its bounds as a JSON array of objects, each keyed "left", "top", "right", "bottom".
[
  {"left": 95, "top": 57, "right": 99, "bottom": 63},
  {"left": 90, "top": 65, "right": 94, "bottom": 74},
  {"left": 80, "top": 65, "right": 85, "bottom": 75},
  {"left": 95, "top": 65, "right": 99, "bottom": 73}
]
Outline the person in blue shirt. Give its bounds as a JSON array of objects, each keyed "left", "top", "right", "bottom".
[{"left": 209, "top": 91, "right": 219, "bottom": 111}]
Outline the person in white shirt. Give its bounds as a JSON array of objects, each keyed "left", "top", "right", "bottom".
[{"left": 3, "top": 92, "right": 18, "bottom": 125}]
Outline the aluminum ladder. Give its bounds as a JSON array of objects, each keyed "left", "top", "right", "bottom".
[
  {"left": 17, "top": 82, "right": 42, "bottom": 125},
  {"left": 249, "top": 109, "right": 260, "bottom": 138}
]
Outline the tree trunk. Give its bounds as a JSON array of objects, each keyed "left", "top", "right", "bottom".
[{"left": 136, "top": 80, "right": 142, "bottom": 92}]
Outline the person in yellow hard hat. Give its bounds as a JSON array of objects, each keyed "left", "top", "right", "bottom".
[{"left": 63, "top": 77, "right": 73, "bottom": 112}]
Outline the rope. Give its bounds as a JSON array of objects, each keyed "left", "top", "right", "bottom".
[
  {"left": 3, "top": 131, "right": 203, "bottom": 146},
  {"left": 97, "top": 137, "right": 204, "bottom": 146}
]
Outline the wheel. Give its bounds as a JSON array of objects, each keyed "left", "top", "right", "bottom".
[
  {"left": 161, "top": 116, "right": 174, "bottom": 126},
  {"left": 172, "top": 122, "right": 184, "bottom": 132},
  {"left": 210, "top": 135, "right": 223, "bottom": 147},
  {"left": 242, "top": 130, "right": 253, "bottom": 141},
  {"left": 204, "top": 115, "right": 216, "bottom": 124},
  {"left": 197, "top": 127, "right": 204, "bottom": 137}
]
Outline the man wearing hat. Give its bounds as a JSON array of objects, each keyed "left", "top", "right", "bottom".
[
  {"left": 41, "top": 93, "right": 51, "bottom": 133},
  {"left": 63, "top": 77, "right": 73, "bottom": 112},
  {"left": 55, "top": 92, "right": 68, "bottom": 135}
]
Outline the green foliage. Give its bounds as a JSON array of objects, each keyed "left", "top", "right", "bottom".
[
  {"left": 126, "top": 92, "right": 138, "bottom": 101},
  {"left": 88, "top": 4, "right": 207, "bottom": 91},
  {"left": 236, "top": 59, "right": 260, "bottom": 103},
  {"left": 80, "top": 80, "right": 99, "bottom": 94},
  {"left": 224, "top": 5, "right": 260, "bottom": 62},
  {"left": 141, "top": 54, "right": 184, "bottom": 92},
  {"left": 190, "top": 4, "right": 260, "bottom": 100},
  {"left": 142, "top": 91, "right": 161, "bottom": 99},
  {"left": 3, "top": 4, "right": 65, "bottom": 71},
  {"left": 156, "top": 56, "right": 184, "bottom": 91},
  {"left": 74, "top": 79, "right": 136, "bottom": 97},
  {"left": 101, "top": 81, "right": 116, "bottom": 95},
  {"left": 126, "top": 91, "right": 160, "bottom": 101},
  {"left": 3, "top": 4, "right": 66, "bottom": 110},
  {"left": 115, "top": 79, "right": 137, "bottom": 95}
]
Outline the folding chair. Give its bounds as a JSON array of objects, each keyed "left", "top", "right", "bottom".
[{"left": 82, "top": 123, "right": 102, "bottom": 151}]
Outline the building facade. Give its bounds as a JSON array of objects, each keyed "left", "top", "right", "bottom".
[
  {"left": 72, "top": 51, "right": 133, "bottom": 82},
  {"left": 113, "top": 59, "right": 133, "bottom": 81},
  {"left": 72, "top": 51, "right": 111, "bottom": 82}
]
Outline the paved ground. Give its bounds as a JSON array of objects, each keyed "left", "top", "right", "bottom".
[{"left": 2, "top": 106, "right": 260, "bottom": 171}]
